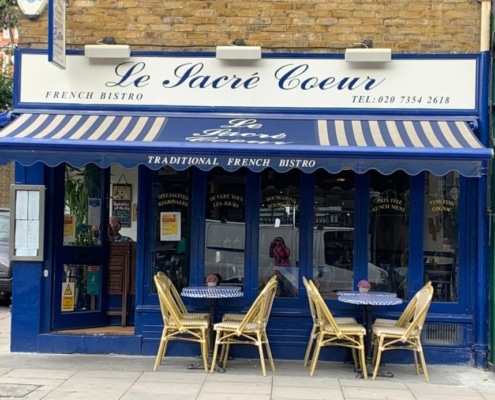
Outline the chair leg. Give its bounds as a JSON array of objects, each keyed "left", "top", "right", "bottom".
[
  {"left": 309, "top": 338, "right": 323, "bottom": 376},
  {"left": 201, "top": 330, "right": 209, "bottom": 372},
  {"left": 263, "top": 332, "right": 276, "bottom": 372},
  {"left": 256, "top": 332, "right": 267, "bottom": 376},
  {"left": 222, "top": 342, "right": 231, "bottom": 367},
  {"left": 417, "top": 345, "right": 429, "bottom": 382},
  {"left": 372, "top": 337, "right": 384, "bottom": 380},
  {"left": 153, "top": 329, "right": 168, "bottom": 371},
  {"left": 358, "top": 339, "right": 368, "bottom": 379},
  {"left": 303, "top": 326, "right": 316, "bottom": 367},
  {"left": 210, "top": 330, "right": 221, "bottom": 373}
]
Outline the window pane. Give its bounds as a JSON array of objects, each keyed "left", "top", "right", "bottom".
[
  {"left": 259, "top": 169, "right": 300, "bottom": 297},
  {"left": 369, "top": 171, "right": 409, "bottom": 298},
  {"left": 423, "top": 172, "right": 458, "bottom": 302},
  {"left": 205, "top": 168, "right": 246, "bottom": 285},
  {"left": 64, "top": 164, "right": 103, "bottom": 247},
  {"left": 313, "top": 170, "right": 355, "bottom": 295},
  {"left": 150, "top": 168, "right": 191, "bottom": 293}
]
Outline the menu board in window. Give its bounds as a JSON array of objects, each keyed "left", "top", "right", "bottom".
[{"left": 112, "top": 184, "right": 132, "bottom": 227}]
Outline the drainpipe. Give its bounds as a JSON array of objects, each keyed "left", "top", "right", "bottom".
[
  {"left": 487, "top": 0, "right": 495, "bottom": 370},
  {"left": 473, "top": 0, "right": 492, "bottom": 369}
]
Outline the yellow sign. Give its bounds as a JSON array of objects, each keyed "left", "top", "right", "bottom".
[
  {"left": 63, "top": 214, "right": 76, "bottom": 243},
  {"left": 61, "top": 282, "right": 75, "bottom": 312},
  {"left": 160, "top": 212, "right": 181, "bottom": 241}
]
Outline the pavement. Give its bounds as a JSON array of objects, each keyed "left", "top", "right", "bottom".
[{"left": 1, "top": 305, "right": 495, "bottom": 399}]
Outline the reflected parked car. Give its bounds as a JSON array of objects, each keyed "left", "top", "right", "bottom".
[{"left": 0, "top": 209, "right": 11, "bottom": 301}]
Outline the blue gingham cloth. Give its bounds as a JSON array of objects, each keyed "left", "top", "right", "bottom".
[
  {"left": 181, "top": 286, "right": 244, "bottom": 299},
  {"left": 336, "top": 291, "right": 398, "bottom": 297},
  {"left": 338, "top": 293, "right": 403, "bottom": 306}
]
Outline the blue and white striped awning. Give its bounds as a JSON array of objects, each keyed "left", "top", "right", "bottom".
[{"left": 0, "top": 112, "right": 491, "bottom": 176}]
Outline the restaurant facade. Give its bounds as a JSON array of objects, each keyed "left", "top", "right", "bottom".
[{"left": 0, "top": 47, "right": 492, "bottom": 367}]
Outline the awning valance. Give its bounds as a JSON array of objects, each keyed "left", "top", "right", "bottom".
[{"left": 0, "top": 112, "right": 492, "bottom": 177}]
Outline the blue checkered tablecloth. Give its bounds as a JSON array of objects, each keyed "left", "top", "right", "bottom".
[
  {"left": 181, "top": 285, "right": 244, "bottom": 299},
  {"left": 336, "top": 290, "right": 397, "bottom": 297},
  {"left": 338, "top": 293, "right": 403, "bottom": 306}
]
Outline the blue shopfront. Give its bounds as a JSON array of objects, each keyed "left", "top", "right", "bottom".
[{"left": 0, "top": 49, "right": 492, "bottom": 367}]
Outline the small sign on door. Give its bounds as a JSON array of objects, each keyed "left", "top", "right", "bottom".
[{"left": 61, "top": 282, "right": 75, "bottom": 312}]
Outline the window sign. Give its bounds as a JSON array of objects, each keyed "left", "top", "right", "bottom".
[{"left": 10, "top": 184, "right": 46, "bottom": 261}]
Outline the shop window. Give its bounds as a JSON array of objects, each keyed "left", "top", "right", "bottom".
[
  {"left": 150, "top": 168, "right": 192, "bottom": 294},
  {"left": 63, "top": 164, "right": 103, "bottom": 247},
  {"left": 369, "top": 171, "right": 409, "bottom": 298},
  {"left": 258, "top": 169, "right": 300, "bottom": 297},
  {"left": 313, "top": 170, "right": 355, "bottom": 295},
  {"left": 204, "top": 168, "right": 246, "bottom": 285},
  {"left": 423, "top": 172, "right": 459, "bottom": 302}
]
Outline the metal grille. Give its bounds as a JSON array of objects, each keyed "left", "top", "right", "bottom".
[{"left": 423, "top": 323, "right": 463, "bottom": 346}]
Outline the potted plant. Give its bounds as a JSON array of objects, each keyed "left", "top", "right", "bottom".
[{"left": 358, "top": 279, "right": 371, "bottom": 293}]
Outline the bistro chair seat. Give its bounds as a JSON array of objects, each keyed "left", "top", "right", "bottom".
[
  {"left": 156, "top": 271, "right": 210, "bottom": 321},
  {"left": 371, "top": 283, "right": 434, "bottom": 381},
  {"left": 210, "top": 277, "right": 278, "bottom": 376},
  {"left": 153, "top": 274, "right": 210, "bottom": 372},
  {"left": 304, "top": 278, "right": 367, "bottom": 378},
  {"left": 302, "top": 277, "right": 359, "bottom": 367}
]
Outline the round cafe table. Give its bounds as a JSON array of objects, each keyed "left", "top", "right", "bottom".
[
  {"left": 337, "top": 291, "right": 402, "bottom": 378},
  {"left": 181, "top": 285, "right": 243, "bottom": 372}
]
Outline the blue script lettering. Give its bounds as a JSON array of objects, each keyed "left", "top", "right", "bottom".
[
  {"left": 105, "top": 62, "right": 151, "bottom": 88},
  {"left": 275, "top": 64, "right": 385, "bottom": 91},
  {"left": 162, "top": 63, "right": 260, "bottom": 89}
]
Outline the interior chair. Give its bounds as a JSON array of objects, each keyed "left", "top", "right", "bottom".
[
  {"left": 221, "top": 274, "right": 278, "bottom": 323},
  {"left": 155, "top": 271, "right": 209, "bottom": 320},
  {"left": 371, "top": 283, "right": 434, "bottom": 381},
  {"left": 305, "top": 279, "right": 368, "bottom": 378},
  {"left": 153, "top": 274, "right": 210, "bottom": 371},
  {"left": 373, "top": 281, "right": 432, "bottom": 328},
  {"left": 301, "top": 276, "right": 359, "bottom": 367},
  {"left": 209, "top": 277, "right": 278, "bottom": 376}
]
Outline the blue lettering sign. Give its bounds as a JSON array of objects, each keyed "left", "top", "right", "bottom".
[{"left": 105, "top": 62, "right": 151, "bottom": 88}]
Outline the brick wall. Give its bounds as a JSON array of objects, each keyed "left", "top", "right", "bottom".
[
  {"left": 0, "top": 163, "right": 13, "bottom": 208},
  {"left": 17, "top": 0, "right": 481, "bottom": 53}
]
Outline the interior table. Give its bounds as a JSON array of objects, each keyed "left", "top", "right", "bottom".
[
  {"left": 337, "top": 291, "right": 402, "bottom": 378},
  {"left": 181, "top": 285, "right": 243, "bottom": 372}
]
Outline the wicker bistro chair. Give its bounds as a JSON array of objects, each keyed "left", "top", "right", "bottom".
[
  {"left": 153, "top": 274, "right": 210, "bottom": 372},
  {"left": 155, "top": 271, "right": 209, "bottom": 320},
  {"left": 210, "top": 277, "right": 278, "bottom": 376},
  {"left": 373, "top": 281, "right": 433, "bottom": 328},
  {"left": 371, "top": 284, "right": 434, "bottom": 381},
  {"left": 302, "top": 277, "right": 359, "bottom": 368},
  {"left": 306, "top": 279, "right": 368, "bottom": 378},
  {"left": 221, "top": 275, "right": 278, "bottom": 323}
]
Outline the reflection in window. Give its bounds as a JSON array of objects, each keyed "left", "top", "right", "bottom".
[
  {"left": 150, "top": 168, "right": 191, "bottom": 294},
  {"left": 64, "top": 164, "right": 103, "bottom": 247},
  {"left": 204, "top": 168, "right": 246, "bottom": 285},
  {"left": 369, "top": 171, "right": 409, "bottom": 298},
  {"left": 313, "top": 170, "right": 355, "bottom": 295},
  {"left": 259, "top": 169, "right": 300, "bottom": 297},
  {"left": 423, "top": 172, "right": 459, "bottom": 302}
]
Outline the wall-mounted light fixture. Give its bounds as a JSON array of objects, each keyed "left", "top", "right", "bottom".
[
  {"left": 345, "top": 48, "right": 392, "bottom": 62},
  {"left": 84, "top": 37, "right": 131, "bottom": 59},
  {"left": 216, "top": 39, "right": 261, "bottom": 60}
]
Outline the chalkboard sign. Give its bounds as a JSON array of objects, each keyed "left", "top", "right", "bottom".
[
  {"left": 112, "top": 183, "right": 132, "bottom": 227},
  {"left": 112, "top": 199, "right": 131, "bottom": 227}
]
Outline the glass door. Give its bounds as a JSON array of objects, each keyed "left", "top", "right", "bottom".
[{"left": 52, "top": 164, "right": 110, "bottom": 330}]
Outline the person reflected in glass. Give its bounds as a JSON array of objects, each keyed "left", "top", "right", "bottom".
[
  {"left": 108, "top": 216, "right": 133, "bottom": 242},
  {"left": 269, "top": 236, "right": 296, "bottom": 297}
]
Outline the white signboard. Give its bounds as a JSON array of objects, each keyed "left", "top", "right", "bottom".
[
  {"left": 47, "top": 0, "right": 66, "bottom": 69},
  {"left": 18, "top": 53, "right": 477, "bottom": 111}
]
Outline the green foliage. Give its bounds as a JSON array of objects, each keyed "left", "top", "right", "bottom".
[
  {"left": 65, "top": 165, "right": 102, "bottom": 246},
  {"left": 0, "top": 0, "right": 18, "bottom": 30},
  {"left": 0, "top": 0, "right": 17, "bottom": 112},
  {"left": 0, "top": 69, "right": 12, "bottom": 111}
]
